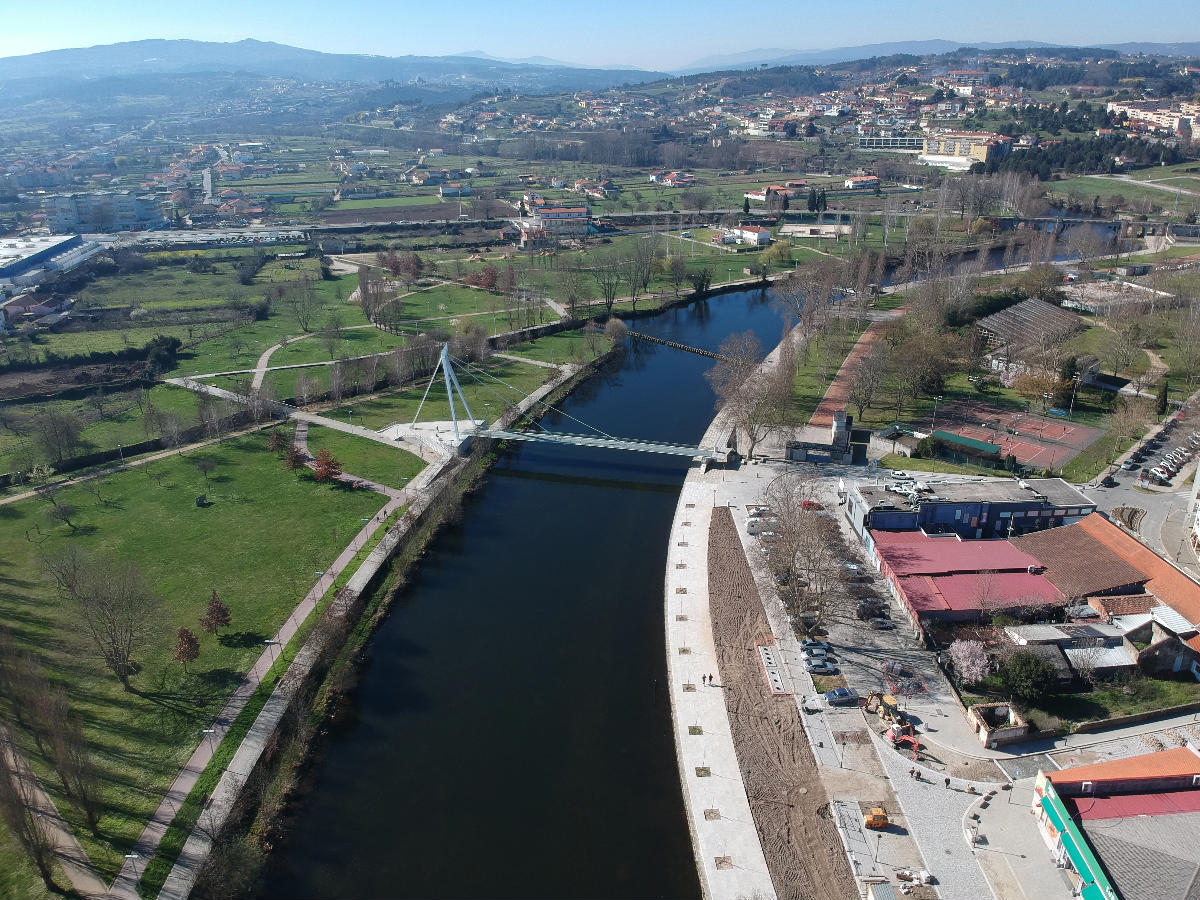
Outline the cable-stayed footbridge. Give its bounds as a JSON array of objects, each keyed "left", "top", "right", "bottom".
[{"left": 412, "top": 345, "right": 729, "bottom": 462}]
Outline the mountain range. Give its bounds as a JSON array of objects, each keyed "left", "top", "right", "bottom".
[
  {"left": 0, "top": 39, "right": 662, "bottom": 94},
  {"left": 677, "top": 39, "right": 1200, "bottom": 72},
  {"left": 0, "top": 37, "right": 1197, "bottom": 99}
]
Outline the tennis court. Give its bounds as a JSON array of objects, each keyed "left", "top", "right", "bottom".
[{"left": 933, "top": 399, "right": 1103, "bottom": 468}]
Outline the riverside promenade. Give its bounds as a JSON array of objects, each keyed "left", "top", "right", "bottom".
[{"left": 663, "top": 433, "right": 776, "bottom": 900}]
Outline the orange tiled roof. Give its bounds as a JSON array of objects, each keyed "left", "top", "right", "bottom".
[
  {"left": 1088, "top": 594, "right": 1157, "bottom": 617},
  {"left": 1048, "top": 746, "right": 1200, "bottom": 785},
  {"left": 1075, "top": 513, "right": 1200, "bottom": 624}
]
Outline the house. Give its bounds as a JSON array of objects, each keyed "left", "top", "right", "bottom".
[
  {"left": 1032, "top": 746, "right": 1200, "bottom": 900},
  {"left": 518, "top": 226, "right": 552, "bottom": 250},
  {"left": 733, "top": 225, "right": 771, "bottom": 246},
  {"left": 427, "top": 148, "right": 445, "bottom": 157},
  {"left": 439, "top": 183, "right": 472, "bottom": 198},
  {"left": 844, "top": 175, "right": 880, "bottom": 190}
]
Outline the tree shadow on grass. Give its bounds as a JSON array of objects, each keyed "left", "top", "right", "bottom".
[
  {"left": 197, "top": 668, "right": 244, "bottom": 692},
  {"left": 217, "top": 631, "right": 266, "bottom": 649}
]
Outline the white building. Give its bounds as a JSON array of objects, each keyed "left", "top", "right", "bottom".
[
  {"left": 41, "top": 191, "right": 167, "bottom": 232},
  {"left": 733, "top": 225, "right": 771, "bottom": 246}
]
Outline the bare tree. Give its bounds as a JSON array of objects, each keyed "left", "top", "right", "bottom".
[
  {"left": 30, "top": 409, "right": 83, "bottom": 466},
  {"left": 705, "top": 332, "right": 790, "bottom": 458},
  {"left": 0, "top": 738, "right": 57, "bottom": 890},
  {"left": 286, "top": 276, "right": 320, "bottom": 333},
  {"left": 44, "top": 548, "right": 162, "bottom": 692},
  {"left": 604, "top": 317, "right": 628, "bottom": 348},
  {"left": 173, "top": 627, "right": 200, "bottom": 674},
  {"left": 43, "top": 688, "right": 103, "bottom": 836},
  {"left": 847, "top": 345, "right": 886, "bottom": 419},
  {"left": 294, "top": 372, "right": 314, "bottom": 406},
  {"left": 621, "top": 237, "right": 656, "bottom": 314},
  {"left": 590, "top": 249, "right": 623, "bottom": 314},
  {"left": 247, "top": 383, "right": 276, "bottom": 424},
  {"left": 1070, "top": 638, "right": 1107, "bottom": 688}
]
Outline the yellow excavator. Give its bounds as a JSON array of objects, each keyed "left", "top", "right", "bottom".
[{"left": 865, "top": 692, "right": 902, "bottom": 723}]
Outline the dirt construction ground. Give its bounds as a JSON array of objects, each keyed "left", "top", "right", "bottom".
[{"left": 708, "top": 506, "right": 858, "bottom": 900}]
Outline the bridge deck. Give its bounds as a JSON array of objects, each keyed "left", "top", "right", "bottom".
[{"left": 480, "top": 428, "right": 726, "bottom": 460}]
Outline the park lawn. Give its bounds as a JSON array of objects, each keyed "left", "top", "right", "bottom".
[
  {"left": 0, "top": 383, "right": 200, "bottom": 475},
  {"left": 1050, "top": 177, "right": 1180, "bottom": 213},
  {"left": 1060, "top": 429, "right": 1139, "bottom": 483},
  {"left": 27, "top": 324, "right": 198, "bottom": 362},
  {"left": 877, "top": 454, "right": 1002, "bottom": 477},
  {"left": 391, "top": 283, "right": 499, "bottom": 322},
  {"left": 0, "top": 820, "right": 63, "bottom": 899},
  {"left": 264, "top": 326, "right": 408, "bottom": 368},
  {"left": 339, "top": 357, "right": 553, "bottom": 430},
  {"left": 303, "top": 424, "right": 425, "bottom": 489},
  {"left": 1156, "top": 177, "right": 1200, "bottom": 193},
  {"left": 1063, "top": 325, "right": 1151, "bottom": 378},
  {"left": 0, "top": 432, "right": 386, "bottom": 879},
  {"left": 173, "top": 274, "right": 361, "bottom": 375},
  {"left": 1126, "top": 161, "right": 1200, "bottom": 182},
  {"left": 785, "top": 320, "right": 868, "bottom": 425},
  {"left": 503, "top": 329, "right": 606, "bottom": 365},
  {"left": 78, "top": 263, "right": 253, "bottom": 310}
]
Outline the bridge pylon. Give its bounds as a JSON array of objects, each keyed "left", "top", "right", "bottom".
[{"left": 411, "top": 344, "right": 477, "bottom": 442}]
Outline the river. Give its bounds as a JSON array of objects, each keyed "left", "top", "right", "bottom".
[{"left": 258, "top": 288, "right": 793, "bottom": 899}]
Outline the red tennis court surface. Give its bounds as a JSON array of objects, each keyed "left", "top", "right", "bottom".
[{"left": 932, "top": 399, "right": 1103, "bottom": 468}]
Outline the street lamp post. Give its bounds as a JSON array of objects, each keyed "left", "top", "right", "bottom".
[
  {"left": 930, "top": 395, "right": 943, "bottom": 434},
  {"left": 1068, "top": 374, "right": 1081, "bottom": 421}
]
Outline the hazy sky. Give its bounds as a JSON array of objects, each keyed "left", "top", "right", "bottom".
[{"left": 5, "top": 0, "right": 1199, "bottom": 70}]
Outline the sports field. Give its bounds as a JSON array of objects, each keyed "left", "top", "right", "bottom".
[{"left": 933, "top": 398, "right": 1104, "bottom": 469}]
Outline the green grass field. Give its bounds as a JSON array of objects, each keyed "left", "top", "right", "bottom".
[
  {"left": 786, "top": 321, "right": 869, "bottom": 425},
  {"left": 338, "top": 357, "right": 553, "bottom": 430},
  {"left": 502, "top": 329, "right": 607, "bottom": 365},
  {"left": 302, "top": 424, "right": 425, "bottom": 489},
  {"left": 0, "top": 383, "right": 200, "bottom": 475},
  {"left": 0, "top": 432, "right": 384, "bottom": 880}
]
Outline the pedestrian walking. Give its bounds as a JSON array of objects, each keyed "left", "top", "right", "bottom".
[
  {"left": 915, "top": 769, "right": 922, "bottom": 782},
  {"left": 701, "top": 674, "right": 707, "bottom": 685},
  {"left": 908, "top": 767, "right": 915, "bottom": 779},
  {"left": 945, "top": 777, "right": 951, "bottom": 789},
  {"left": 709, "top": 673, "right": 714, "bottom": 685}
]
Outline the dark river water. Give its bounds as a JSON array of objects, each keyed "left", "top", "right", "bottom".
[{"left": 258, "top": 288, "right": 793, "bottom": 899}]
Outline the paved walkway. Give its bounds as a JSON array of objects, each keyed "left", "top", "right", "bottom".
[
  {"left": 970, "top": 779, "right": 1075, "bottom": 900},
  {"left": 491, "top": 352, "right": 561, "bottom": 370},
  {"left": 809, "top": 320, "right": 889, "bottom": 428},
  {"left": 1, "top": 729, "right": 107, "bottom": 898},
  {"left": 664, "top": 477, "right": 777, "bottom": 900},
  {"left": 869, "top": 730, "right": 996, "bottom": 900}
]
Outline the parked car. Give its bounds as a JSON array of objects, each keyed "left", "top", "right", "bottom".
[
  {"left": 857, "top": 598, "right": 889, "bottom": 620},
  {"left": 801, "top": 648, "right": 829, "bottom": 660},
  {"left": 805, "top": 660, "right": 838, "bottom": 675},
  {"left": 1100, "top": 475, "right": 1118, "bottom": 487},
  {"left": 801, "top": 500, "right": 824, "bottom": 511},
  {"left": 823, "top": 687, "right": 860, "bottom": 706},
  {"left": 1121, "top": 461, "right": 1139, "bottom": 471},
  {"left": 870, "top": 617, "right": 896, "bottom": 630},
  {"left": 800, "top": 639, "right": 831, "bottom": 651}
]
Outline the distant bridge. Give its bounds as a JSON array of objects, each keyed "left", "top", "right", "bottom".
[{"left": 626, "top": 330, "right": 728, "bottom": 361}]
